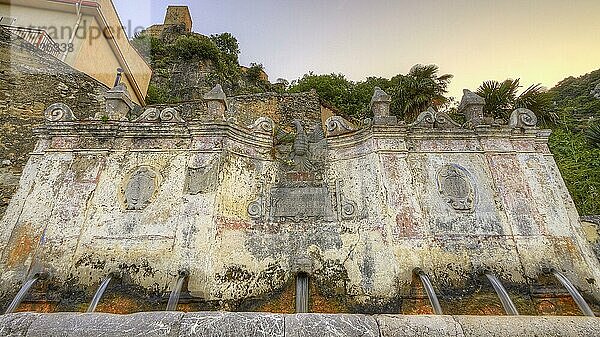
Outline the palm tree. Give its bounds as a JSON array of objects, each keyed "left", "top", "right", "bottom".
[
  {"left": 391, "top": 64, "right": 453, "bottom": 122},
  {"left": 587, "top": 123, "right": 600, "bottom": 148},
  {"left": 476, "top": 79, "right": 555, "bottom": 125}
]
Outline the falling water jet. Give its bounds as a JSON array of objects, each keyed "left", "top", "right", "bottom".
[
  {"left": 552, "top": 271, "right": 595, "bottom": 317},
  {"left": 295, "top": 273, "right": 309, "bottom": 313},
  {"left": 415, "top": 269, "right": 443, "bottom": 315},
  {"left": 5, "top": 272, "right": 48, "bottom": 314},
  {"left": 485, "top": 274, "right": 519, "bottom": 315},
  {"left": 166, "top": 270, "right": 189, "bottom": 311},
  {"left": 87, "top": 276, "right": 112, "bottom": 313}
]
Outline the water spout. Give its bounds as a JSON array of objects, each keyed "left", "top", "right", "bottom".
[
  {"left": 295, "top": 273, "right": 309, "bottom": 313},
  {"left": 553, "top": 271, "right": 595, "bottom": 317},
  {"left": 416, "top": 270, "right": 443, "bottom": 315},
  {"left": 87, "top": 277, "right": 111, "bottom": 313},
  {"left": 166, "top": 271, "right": 188, "bottom": 311},
  {"left": 5, "top": 277, "right": 39, "bottom": 314},
  {"left": 485, "top": 274, "right": 519, "bottom": 315}
]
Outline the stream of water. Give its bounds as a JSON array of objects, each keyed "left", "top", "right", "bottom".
[
  {"left": 418, "top": 272, "right": 443, "bottom": 315},
  {"left": 86, "top": 277, "right": 112, "bottom": 313},
  {"left": 485, "top": 274, "right": 519, "bottom": 315}
]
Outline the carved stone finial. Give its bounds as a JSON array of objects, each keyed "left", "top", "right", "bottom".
[
  {"left": 248, "top": 117, "right": 275, "bottom": 134},
  {"left": 99, "top": 83, "right": 134, "bottom": 121},
  {"left": 409, "top": 107, "right": 461, "bottom": 130},
  {"left": 44, "top": 103, "right": 76, "bottom": 122},
  {"left": 509, "top": 108, "right": 538, "bottom": 129},
  {"left": 370, "top": 87, "right": 391, "bottom": 117},
  {"left": 458, "top": 89, "right": 485, "bottom": 126},
  {"left": 204, "top": 84, "right": 228, "bottom": 117},
  {"left": 325, "top": 116, "right": 357, "bottom": 137},
  {"left": 370, "top": 87, "right": 397, "bottom": 125}
]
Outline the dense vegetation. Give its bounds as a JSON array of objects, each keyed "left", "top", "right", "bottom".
[
  {"left": 287, "top": 65, "right": 452, "bottom": 121},
  {"left": 132, "top": 29, "right": 600, "bottom": 215},
  {"left": 131, "top": 31, "right": 271, "bottom": 103},
  {"left": 547, "top": 70, "right": 600, "bottom": 215}
]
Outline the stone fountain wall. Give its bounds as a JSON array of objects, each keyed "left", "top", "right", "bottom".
[{"left": 0, "top": 87, "right": 599, "bottom": 315}]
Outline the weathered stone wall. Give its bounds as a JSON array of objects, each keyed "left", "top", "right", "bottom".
[
  {"left": 148, "top": 91, "right": 323, "bottom": 127},
  {"left": 0, "top": 104, "right": 598, "bottom": 315},
  {"left": 1, "top": 312, "right": 600, "bottom": 337},
  {"left": 0, "top": 27, "right": 108, "bottom": 219},
  {"left": 582, "top": 216, "right": 600, "bottom": 262}
]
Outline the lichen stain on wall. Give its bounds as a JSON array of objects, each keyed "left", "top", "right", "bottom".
[{"left": 4, "top": 222, "right": 37, "bottom": 269}]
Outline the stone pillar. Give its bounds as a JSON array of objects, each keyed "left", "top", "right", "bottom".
[
  {"left": 370, "top": 87, "right": 396, "bottom": 125},
  {"left": 204, "top": 84, "right": 228, "bottom": 118},
  {"left": 97, "top": 83, "right": 134, "bottom": 121},
  {"left": 457, "top": 89, "right": 485, "bottom": 126}
]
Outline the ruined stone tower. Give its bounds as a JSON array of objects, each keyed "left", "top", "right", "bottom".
[
  {"left": 164, "top": 5, "right": 193, "bottom": 32},
  {"left": 144, "top": 5, "right": 193, "bottom": 37}
]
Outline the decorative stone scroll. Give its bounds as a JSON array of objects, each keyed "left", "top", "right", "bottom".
[
  {"left": 509, "top": 108, "right": 538, "bottom": 129},
  {"left": 437, "top": 164, "right": 475, "bottom": 211},
  {"left": 44, "top": 103, "right": 76, "bottom": 122},
  {"left": 409, "top": 107, "right": 461, "bottom": 130},
  {"left": 248, "top": 117, "right": 275, "bottom": 134},
  {"left": 325, "top": 116, "right": 357, "bottom": 137},
  {"left": 247, "top": 197, "right": 264, "bottom": 219},
  {"left": 134, "top": 107, "right": 185, "bottom": 123},
  {"left": 336, "top": 180, "right": 357, "bottom": 220},
  {"left": 121, "top": 166, "right": 160, "bottom": 210}
]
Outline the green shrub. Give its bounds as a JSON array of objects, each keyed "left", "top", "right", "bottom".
[
  {"left": 171, "top": 35, "right": 220, "bottom": 62},
  {"left": 549, "top": 127, "right": 600, "bottom": 215},
  {"left": 146, "top": 83, "right": 175, "bottom": 105}
]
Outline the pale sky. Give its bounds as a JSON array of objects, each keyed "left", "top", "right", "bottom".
[{"left": 113, "top": 0, "right": 600, "bottom": 99}]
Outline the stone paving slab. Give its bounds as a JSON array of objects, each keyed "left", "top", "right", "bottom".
[
  {"left": 0, "top": 313, "right": 39, "bottom": 337},
  {"left": 285, "top": 313, "right": 379, "bottom": 337},
  {"left": 377, "top": 314, "right": 464, "bottom": 337},
  {"left": 180, "top": 312, "right": 284, "bottom": 337},
  {"left": 24, "top": 312, "right": 183, "bottom": 337},
  {"left": 455, "top": 316, "right": 600, "bottom": 337}
]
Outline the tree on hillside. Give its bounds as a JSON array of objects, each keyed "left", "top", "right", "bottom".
[
  {"left": 287, "top": 65, "right": 452, "bottom": 120},
  {"left": 476, "top": 79, "right": 555, "bottom": 126},
  {"left": 288, "top": 73, "right": 361, "bottom": 116},
  {"left": 390, "top": 64, "right": 453, "bottom": 122},
  {"left": 210, "top": 33, "right": 240, "bottom": 62}
]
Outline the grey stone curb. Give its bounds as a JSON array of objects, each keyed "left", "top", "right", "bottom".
[{"left": 1, "top": 312, "right": 599, "bottom": 337}]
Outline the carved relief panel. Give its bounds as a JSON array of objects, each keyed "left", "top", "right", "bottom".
[
  {"left": 185, "top": 156, "right": 222, "bottom": 195},
  {"left": 121, "top": 166, "right": 161, "bottom": 210},
  {"left": 247, "top": 179, "right": 358, "bottom": 223},
  {"left": 437, "top": 164, "right": 475, "bottom": 211}
]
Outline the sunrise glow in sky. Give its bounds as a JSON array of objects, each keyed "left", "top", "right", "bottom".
[{"left": 114, "top": 0, "right": 600, "bottom": 99}]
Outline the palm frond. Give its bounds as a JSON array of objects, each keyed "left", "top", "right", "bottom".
[{"left": 586, "top": 123, "right": 600, "bottom": 148}]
